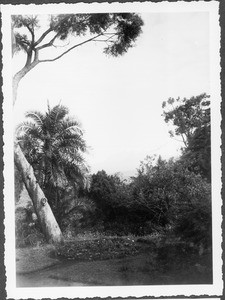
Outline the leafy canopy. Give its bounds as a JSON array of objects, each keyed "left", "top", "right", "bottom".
[
  {"left": 162, "top": 93, "right": 210, "bottom": 148},
  {"left": 12, "top": 13, "right": 144, "bottom": 59},
  {"left": 162, "top": 93, "right": 211, "bottom": 181}
]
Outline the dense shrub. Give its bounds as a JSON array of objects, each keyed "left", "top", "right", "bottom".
[
  {"left": 60, "top": 196, "right": 97, "bottom": 231},
  {"left": 87, "top": 157, "right": 211, "bottom": 244},
  {"left": 131, "top": 156, "right": 211, "bottom": 248},
  {"left": 15, "top": 207, "right": 45, "bottom": 247},
  {"left": 174, "top": 189, "right": 211, "bottom": 249},
  {"left": 88, "top": 171, "right": 130, "bottom": 221},
  {"left": 104, "top": 220, "right": 153, "bottom": 236}
]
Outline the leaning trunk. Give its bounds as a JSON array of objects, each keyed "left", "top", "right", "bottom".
[
  {"left": 14, "top": 142, "right": 63, "bottom": 243},
  {"left": 13, "top": 67, "right": 63, "bottom": 244}
]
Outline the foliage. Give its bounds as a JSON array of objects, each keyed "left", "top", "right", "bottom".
[
  {"left": 16, "top": 104, "right": 89, "bottom": 221},
  {"left": 174, "top": 190, "right": 211, "bottom": 248},
  {"left": 162, "top": 93, "right": 210, "bottom": 147},
  {"left": 89, "top": 170, "right": 130, "bottom": 221},
  {"left": 55, "top": 236, "right": 140, "bottom": 261},
  {"left": 12, "top": 13, "right": 144, "bottom": 59},
  {"left": 130, "top": 156, "right": 174, "bottom": 226},
  {"left": 131, "top": 155, "right": 211, "bottom": 247},
  {"left": 162, "top": 93, "right": 211, "bottom": 181},
  {"left": 87, "top": 154, "right": 211, "bottom": 245},
  {"left": 59, "top": 196, "right": 97, "bottom": 231},
  {"left": 88, "top": 171, "right": 150, "bottom": 235},
  {"left": 181, "top": 123, "right": 211, "bottom": 181},
  {"left": 15, "top": 206, "right": 46, "bottom": 248}
]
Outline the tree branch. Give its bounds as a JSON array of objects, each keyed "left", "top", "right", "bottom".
[
  {"left": 25, "top": 50, "right": 33, "bottom": 67},
  {"left": 34, "top": 15, "right": 76, "bottom": 47},
  {"left": 105, "top": 33, "right": 117, "bottom": 41},
  {"left": 180, "top": 133, "right": 188, "bottom": 147},
  {"left": 25, "top": 24, "right": 35, "bottom": 46},
  {"left": 39, "top": 33, "right": 103, "bottom": 63},
  {"left": 36, "top": 32, "right": 60, "bottom": 50},
  {"left": 34, "top": 27, "right": 53, "bottom": 47},
  {"left": 89, "top": 32, "right": 117, "bottom": 45},
  {"left": 171, "top": 137, "right": 185, "bottom": 144}
]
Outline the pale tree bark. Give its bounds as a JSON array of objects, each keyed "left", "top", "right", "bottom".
[{"left": 14, "top": 143, "right": 63, "bottom": 243}]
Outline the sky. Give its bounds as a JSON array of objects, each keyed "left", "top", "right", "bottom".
[{"left": 13, "top": 11, "right": 210, "bottom": 177}]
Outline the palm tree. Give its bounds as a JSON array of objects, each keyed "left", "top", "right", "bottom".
[{"left": 16, "top": 103, "right": 89, "bottom": 222}]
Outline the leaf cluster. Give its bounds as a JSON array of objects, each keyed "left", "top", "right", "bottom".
[
  {"left": 12, "top": 13, "right": 144, "bottom": 58},
  {"left": 16, "top": 104, "right": 89, "bottom": 217},
  {"left": 89, "top": 171, "right": 129, "bottom": 221},
  {"left": 104, "top": 13, "right": 144, "bottom": 56},
  {"left": 162, "top": 93, "right": 211, "bottom": 181},
  {"left": 12, "top": 14, "right": 39, "bottom": 28},
  {"left": 12, "top": 15, "right": 39, "bottom": 53},
  {"left": 162, "top": 93, "right": 210, "bottom": 146},
  {"left": 49, "top": 13, "right": 143, "bottom": 56}
]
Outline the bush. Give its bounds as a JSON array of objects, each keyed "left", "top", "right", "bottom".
[
  {"left": 174, "top": 194, "right": 211, "bottom": 249},
  {"left": 64, "top": 157, "right": 212, "bottom": 244},
  {"left": 128, "top": 156, "right": 212, "bottom": 249},
  {"left": 104, "top": 220, "right": 153, "bottom": 236},
  {"left": 169, "top": 167, "right": 212, "bottom": 250},
  {"left": 60, "top": 196, "right": 97, "bottom": 231},
  {"left": 15, "top": 207, "right": 46, "bottom": 248},
  {"left": 88, "top": 171, "right": 132, "bottom": 222}
]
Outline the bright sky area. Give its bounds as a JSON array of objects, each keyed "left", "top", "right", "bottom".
[{"left": 13, "top": 11, "right": 210, "bottom": 177}]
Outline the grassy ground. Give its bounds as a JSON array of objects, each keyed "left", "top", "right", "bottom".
[
  {"left": 16, "top": 233, "right": 212, "bottom": 286},
  {"left": 16, "top": 244, "right": 57, "bottom": 274}
]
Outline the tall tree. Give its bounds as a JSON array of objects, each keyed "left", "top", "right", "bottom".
[
  {"left": 162, "top": 93, "right": 210, "bottom": 147},
  {"left": 162, "top": 93, "right": 211, "bottom": 181},
  {"left": 12, "top": 13, "right": 144, "bottom": 242},
  {"left": 17, "top": 104, "right": 89, "bottom": 221}
]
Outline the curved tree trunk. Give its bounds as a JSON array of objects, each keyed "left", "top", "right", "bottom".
[
  {"left": 13, "top": 66, "right": 63, "bottom": 244},
  {"left": 14, "top": 142, "right": 63, "bottom": 243}
]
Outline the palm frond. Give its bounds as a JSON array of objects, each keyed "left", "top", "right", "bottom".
[
  {"left": 16, "top": 121, "right": 34, "bottom": 136},
  {"left": 19, "top": 103, "right": 89, "bottom": 193},
  {"left": 64, "top": 125, "right": 83, "bottom": 135},
  {"left": 57, "top": 135, "right": 87, "bottom": 152},
  {"left": 16, "top": 121, "right": 43, "bottom": 138},
  {"left": 60, "top": 117, "right": 83, "bottom": 133},
  {"left": 48, "top": 104, "right": 68, "bottom": 123},
  {"left": 44, "top": 104, "right": 69, "bottom": 136},
  {"left": 25, "top": 111, "right": 44, "bottom": 128}
]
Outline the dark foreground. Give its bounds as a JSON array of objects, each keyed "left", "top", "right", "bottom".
[{"left": 16, "top": 236, "right": 212, "bottom": 287}]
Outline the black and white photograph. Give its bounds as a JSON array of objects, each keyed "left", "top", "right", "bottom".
[{"left": 1, "top": 1, "right": 223, "bottom": 299}]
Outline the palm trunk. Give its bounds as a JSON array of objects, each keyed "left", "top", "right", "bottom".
[{"left": 13, "top": 67, "right": 63, "bottom": 244}]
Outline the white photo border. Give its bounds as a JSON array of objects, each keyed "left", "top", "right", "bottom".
[{"left": 1, "top": 1, "right": 223, "bottom": 299}]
